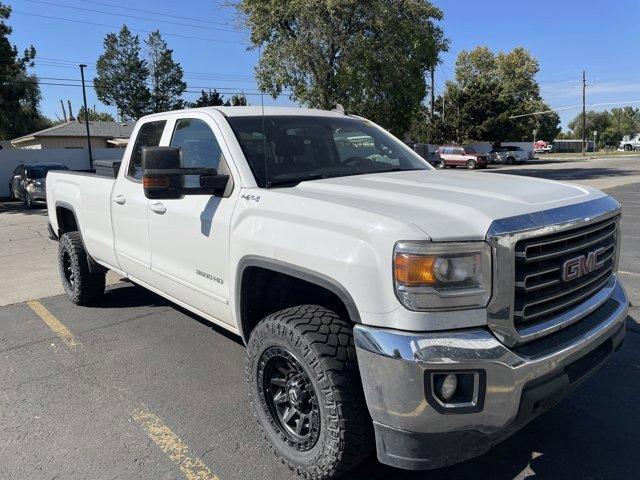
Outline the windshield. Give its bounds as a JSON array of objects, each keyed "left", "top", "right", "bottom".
[
  {"left": 25, "top": 165, "right": 68, "bottom": 178},
  {"left": 227, "top": 115, "right": 430, "bottom": 188},
  {"left": 464, "top": 146, "right": 477, "bottom": 153}
]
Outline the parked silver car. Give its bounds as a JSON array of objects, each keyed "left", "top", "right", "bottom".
[
  {"left": 9, "top": 163, "right": 68, "bottom": 208},
  {"left": 487, "top": 145, "right": 528, "bottom": 164}
]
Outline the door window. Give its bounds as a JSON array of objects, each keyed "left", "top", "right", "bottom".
[
  {"left": 170, "top": 118, "right": 225, "bottom": 187},
  {"left": 128, "top": 120, "right": 167, "bottom": 180}
]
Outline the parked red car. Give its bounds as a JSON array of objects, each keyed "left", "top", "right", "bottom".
[{"left": 436, "top": 145, "right": 488, "bottom": 169}]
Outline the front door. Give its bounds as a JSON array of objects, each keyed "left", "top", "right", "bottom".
[
  {"left": 147, "top": 114, "right": 237, "bottom": 326},
  {"left": 112, "top": 119, "right": 167, "bottom": 284}
]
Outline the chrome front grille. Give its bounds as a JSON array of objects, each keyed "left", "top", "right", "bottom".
[{"left": 513, "top": 216, "right": 618, "bottom": 329}]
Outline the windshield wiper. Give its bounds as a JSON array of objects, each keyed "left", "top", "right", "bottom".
[{"left": 267, "top": 173, "right": 326, "bottom": 188}]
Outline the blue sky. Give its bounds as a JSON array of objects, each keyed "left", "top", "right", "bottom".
[{"left": 5, "top": 0, "right": 640, "bottom": 129}]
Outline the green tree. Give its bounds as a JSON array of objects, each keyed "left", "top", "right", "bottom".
[
  {"left": 0, "top": 3, "right": 51, "bottom": 139},
  {"left": 94, "top": 26, "right": 151, "bottom": 120},
  {"left": 238, "top": 0, "right": 447, "bottom": 136},
  {"left": 414, "top": 46, "right": 560, "bottom": 143},
  {"left": 228, "top": 93, "right": 248, "bottom": 106},
  {"left": 191, "top": 89, "right": 227, "bottom": 107},
  {"left": 77, "top": 106, "right": 115, "bottom": 122},
  {"left": 565, "top": 108, "right": 640, "bottom": 148},
  {"left": 146, "top": 30, "right": 186, "bottom": 113}
]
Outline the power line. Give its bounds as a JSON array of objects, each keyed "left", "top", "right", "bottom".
[
  {"left": 11, "top": 11, "right": 247, "bottom": 45},
  {"left": 1, "top": 77, "right": 290, "bottom": 96},
  {"left": 77, "top": 0, "right": 232, "bottom": 27},
  {"left": 24, "top": 0, "right": 240, "bottom": 33}
]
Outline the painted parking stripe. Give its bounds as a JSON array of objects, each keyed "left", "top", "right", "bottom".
[
  {"left": 132, "top": 406, "right": 219, "bottom": 480},
  {"left": 620, "top": 270, "right": 640, "bottom": 278},
  {"left": 26, "top": 300, "right": 80, "bottom": 349}
]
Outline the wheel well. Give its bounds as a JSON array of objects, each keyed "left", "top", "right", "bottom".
[
  {"left": 239, "top": 266, "right": 352, "bottom": 343},
  {"left": 56, "top": 206, "right": 78, "bottom": 234}
]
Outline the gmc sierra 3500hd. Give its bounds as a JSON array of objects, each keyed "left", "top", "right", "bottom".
[{"left": 46, "top": 107, "right": 629, "bottom": 479}]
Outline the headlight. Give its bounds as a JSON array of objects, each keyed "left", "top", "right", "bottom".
[{"left": 393, "top": 241, "right": 492, "bottom": 310}]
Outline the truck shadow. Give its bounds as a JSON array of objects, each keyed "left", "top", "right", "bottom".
[{"left": 98, "top": 282, "right": 244, "bottom": 346}]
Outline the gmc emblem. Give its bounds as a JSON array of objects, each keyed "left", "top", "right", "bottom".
[{"left": 561, "top": 247, "right": 606, "bottom": 282}]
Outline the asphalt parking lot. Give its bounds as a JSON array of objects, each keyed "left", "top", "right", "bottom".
[{"left": 1, "top": 158, "right": 639, "bottom": 480}]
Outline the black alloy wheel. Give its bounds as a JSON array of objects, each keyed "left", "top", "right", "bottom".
[{"left": 258, "top": 346, "right": 321, "bottom": 451}]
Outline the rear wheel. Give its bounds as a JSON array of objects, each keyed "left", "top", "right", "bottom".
[
  {"left": 438, "top": 160, "right": 446, "bottom": 169},
  {"left": 58, "top": 231, "right": 105, "bottom": 305},
  {"left": 247, "top": 305, "right": 373, "bottom": 479},
  {"left": 466, "top": 159, "right": 477, "bottom": 170},
  {"left": 624, "top": 144, "right": 632, "bottom": 152}
]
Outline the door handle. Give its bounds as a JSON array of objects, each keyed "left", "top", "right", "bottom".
[
  {"left": 113, "top": 194, "right": 126, "bottom": 205},
  {"left": 150, "top": 202, "right": 166, "bottom": 214}
]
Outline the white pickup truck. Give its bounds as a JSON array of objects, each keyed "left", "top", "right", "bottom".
[{"left": 46, "top": 107, "right": 628, "bottom": 478}]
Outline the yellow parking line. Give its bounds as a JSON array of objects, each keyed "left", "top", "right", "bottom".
[
  {"left": 27, "top": 300, "right": 80, "bottom": 349},
  {"left": 132, "top": 406, "right": 219, "bottom": 480}
]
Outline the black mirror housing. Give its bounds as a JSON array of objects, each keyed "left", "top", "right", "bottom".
[
  {"left": 141, "top": 146, "right": 230, "bottom": 199},
  {"left": 142, "top": 147, "right": 184, "bottom": 199}
]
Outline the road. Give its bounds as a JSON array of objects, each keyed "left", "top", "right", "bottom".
[{"left": 0, "top": 158, "right": 639, "bottom": 480}]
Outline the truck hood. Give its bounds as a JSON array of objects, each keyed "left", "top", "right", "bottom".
[{"left": 285, "top": 170, "right": 606, "bottom": 240}]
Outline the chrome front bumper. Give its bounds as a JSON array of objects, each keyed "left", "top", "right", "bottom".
[{"left": 354, "top": 277, "right": 629, "bottom": 470}]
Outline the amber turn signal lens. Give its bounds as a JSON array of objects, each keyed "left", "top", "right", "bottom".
[
  {"left": 143, "top": 176, "right": 170, "bottom": 188},
  {"left": 394, "top": 253, "right": 437, "bottom": 285}
]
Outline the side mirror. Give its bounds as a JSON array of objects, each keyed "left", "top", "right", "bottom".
[
  {"left": 142, "top": 146, "right": 231, "bottom": 199},
  {"left": 142, "top": 147, "right": 184, "bottom": 199}
]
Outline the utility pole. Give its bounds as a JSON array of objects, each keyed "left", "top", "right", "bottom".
[
  {"left": 430, "top": 66, "right": 435, "bottom": 119},
  {"left": 79, "top": 64, "right": 93, "bottom": 169},
  {"left": 582, "top": 70, "right": 586, "bottom": 156}
]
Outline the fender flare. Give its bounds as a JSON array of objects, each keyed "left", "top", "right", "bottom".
[
  {"left": 54, "top": 201, "right": 106, "bottom": 274},
  {"left": 235, "top": 255, "right": 361, "bottom": 343}
]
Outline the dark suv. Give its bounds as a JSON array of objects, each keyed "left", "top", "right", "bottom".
[
  {"left": 9, "top": 163, "right": 68, "bottom": 208},
  {"left": 436, "top": 146, "right": 488, "bottom": 169}
]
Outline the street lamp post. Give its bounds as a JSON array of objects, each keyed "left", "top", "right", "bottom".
[
  {"left": 593, "top": 130, "right": 598, "bottom": 154},
  {"left": 79, "top": 64, "right": 93, "bottom": 169}
]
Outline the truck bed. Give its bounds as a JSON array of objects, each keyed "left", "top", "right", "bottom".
[{"left": 46, "top": 170, "right": 119, "bottom": 269}]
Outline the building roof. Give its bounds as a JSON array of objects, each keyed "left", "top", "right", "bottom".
[{"left": 11, "top": 121, "right": 135, "bottom": 145}]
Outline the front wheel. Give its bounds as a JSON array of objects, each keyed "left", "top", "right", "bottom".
[
  {"left": 247, "top": 306, "right": 373, "bottom": 479},
  {"left": 58, "top": 231, "right": 106, "bottom": 305},
  {"left": 24, "top": 193, "right": 34, "bottom": 209},
  {"left": 624, "top": 144, "right": 632, "bottom": 152}
]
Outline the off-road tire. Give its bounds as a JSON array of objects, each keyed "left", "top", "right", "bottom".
[
  {"left": 246, "top": 305, "right": 373, "bottom": 479},
  {"left": 58, "top": 232, "right": 105, "bottom": 305},
  {"left": 466, "top": 159, "right": 477, "bottom": 170}
]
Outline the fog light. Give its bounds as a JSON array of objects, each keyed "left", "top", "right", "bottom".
[{"left": 439, "top": 374, "right": 458, "bottom": 401}]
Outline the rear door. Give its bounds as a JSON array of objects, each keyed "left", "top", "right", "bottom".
[
  {"left": 453, "top": 147, "right": 466, "bottom": 165},
  {"left": 147, "top": 113, "right": 238, "bottom": 325},
  {"left": 112, "top": 119, "right": 168, "bottom": 284}
]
